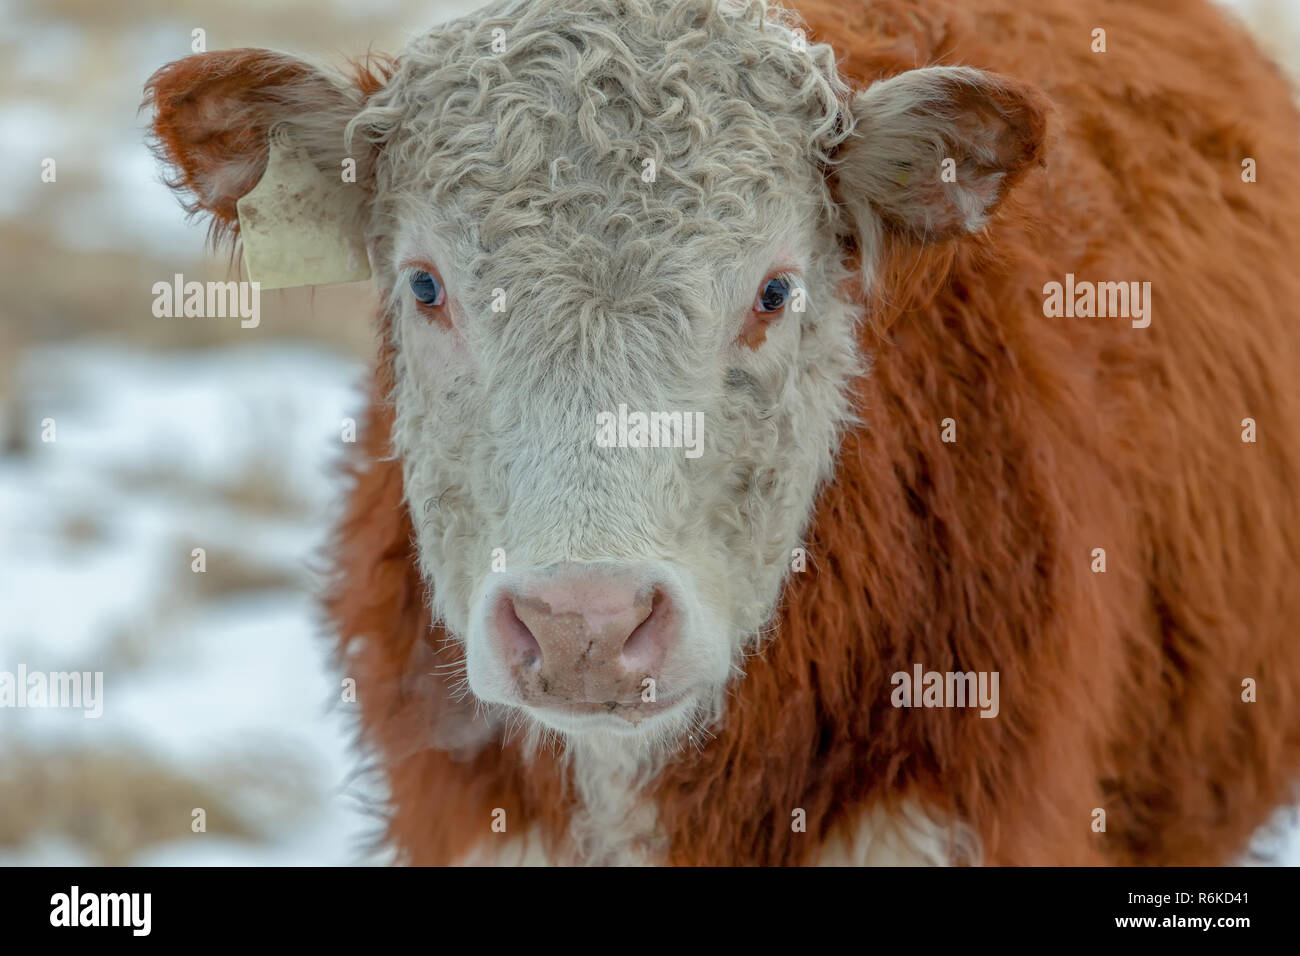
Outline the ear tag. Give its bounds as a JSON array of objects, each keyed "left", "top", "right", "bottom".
[{"left": 236, "top": 125, "right": 370, "bottom": 289}]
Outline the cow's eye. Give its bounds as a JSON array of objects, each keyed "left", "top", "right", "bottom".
[
  {"left": 409, "top": 270, "right": 445, "bottom": 307},
  {"left": 755, "top": 275, "right": 791, "bottom": 313}
]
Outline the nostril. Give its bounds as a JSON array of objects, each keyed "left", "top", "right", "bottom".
[
  {"left": 620, "top": 588, "right": 671, "bottom": 673},
  {"left": 496, "top": 597, "right": 542, "bottom": 669},
  {"left": 491, "top": 572, "right": 682, "bottom": 706}
]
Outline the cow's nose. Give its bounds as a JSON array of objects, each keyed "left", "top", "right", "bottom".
[{"left": 490, "top": 566, "right": 678, "bottom": 709}]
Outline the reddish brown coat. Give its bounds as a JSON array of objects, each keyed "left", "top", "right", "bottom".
[{"left": 157, "top": 0, "right": 1300, "bottom": 865}]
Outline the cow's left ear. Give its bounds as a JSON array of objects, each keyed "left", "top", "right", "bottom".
[{"left": 835, "top": 66, "right": 1048, "bottom": 247}]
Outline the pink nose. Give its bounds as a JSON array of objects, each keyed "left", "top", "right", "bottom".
[{"left": 490, "top": 565, "right": 678, "bottom": 712}]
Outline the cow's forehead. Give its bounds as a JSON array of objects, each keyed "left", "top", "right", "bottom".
[{"left": 368, "top": 0, "right": 847, "bottom": 259}]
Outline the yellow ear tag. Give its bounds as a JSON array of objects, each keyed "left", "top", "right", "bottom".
[{"left": 236, "top": 125, "right": 370, "bottom": 290}]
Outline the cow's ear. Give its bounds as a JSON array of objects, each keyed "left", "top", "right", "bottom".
[
  {"left": 835, "top": 66, "right": 1047, "bottom": 250},
  {"left": 144, "top": 49, "right": 388, "bottom": 265}
]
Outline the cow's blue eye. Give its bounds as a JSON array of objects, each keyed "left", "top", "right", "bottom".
[
  {"left": 410, "top": 270, "right": 445, "bottom": 307},
  {"left": 756, "top": 276, "right": 791, "bottom": 313}
]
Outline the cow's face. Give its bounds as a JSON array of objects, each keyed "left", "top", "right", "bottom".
[
  {"left": 363, "top": 0, "right": 857, "bottom": 746},
  {"left": 146, "top": 0, "right": 1045, "bottom": 750}
]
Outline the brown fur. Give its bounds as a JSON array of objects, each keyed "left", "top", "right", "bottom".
[{"left": 154, "top": 0, "right": 1300, "bottom": 864}]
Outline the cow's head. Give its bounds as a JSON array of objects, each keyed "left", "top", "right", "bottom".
[{"left": 147, "top": 0, "right": 1044, "bottom": 751}]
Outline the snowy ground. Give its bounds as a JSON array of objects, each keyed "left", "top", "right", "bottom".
[{"left": 0, "top": 344, "right": 388, "bottom": 865}]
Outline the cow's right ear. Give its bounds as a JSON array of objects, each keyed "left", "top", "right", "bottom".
[{"left": 144, "top": 49, "right": 388, "bottom": 259}]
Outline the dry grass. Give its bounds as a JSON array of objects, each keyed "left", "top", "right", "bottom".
[
  {"left": 0, "top": 740, "right": 318, "bottom": 865},
  {"left": 0, "top": 222, "right": 381, "bottom": 356},
  {"left": 110, "top": 457, "right": 318, "bottom": 520},
  {"left": 182, "top": 545, "right": 307, "bottom": 598}
]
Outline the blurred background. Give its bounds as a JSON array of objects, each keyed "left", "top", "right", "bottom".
[{"left": 0, "top": 0, "right": 1297, "bottom": 866}]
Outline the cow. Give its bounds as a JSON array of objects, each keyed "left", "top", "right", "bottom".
[{"left": 145, "top": 0, "right": 1300, "bottom": 864}]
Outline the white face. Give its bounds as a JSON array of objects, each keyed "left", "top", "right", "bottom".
[{"left": 359, "top": 0, "right": 861, "bottom": 748}]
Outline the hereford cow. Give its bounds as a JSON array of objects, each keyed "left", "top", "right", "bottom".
[{"left": 145, "top": 0, "right": 1300, "bottom": 864}]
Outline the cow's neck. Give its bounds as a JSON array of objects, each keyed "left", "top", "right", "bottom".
[{"left": 562, "top": 733, "right": 667, "bottom": 865}]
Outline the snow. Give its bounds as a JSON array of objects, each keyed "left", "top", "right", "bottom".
[{"left": 0, "top": 344, "right": 386, "bottom": 865}]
